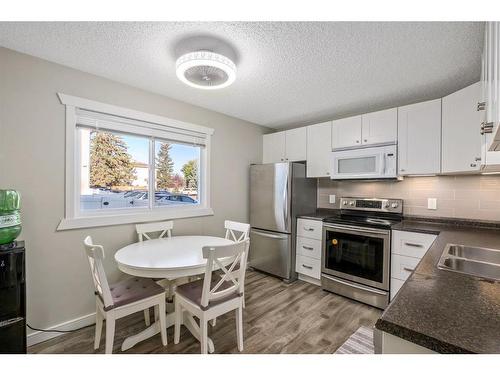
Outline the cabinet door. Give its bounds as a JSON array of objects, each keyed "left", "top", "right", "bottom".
[
  {"left": 285, "top": 127, "right": 307, "bottom": 161},
  {"left": 331, "top": 115, "right": 362, "bottom": 149},
  {"left": 481, "top": 109, "right": 500, "bottom": 166},
  {"left": 361, "top": 108, "right": 397, "bottom": 146},
  {"left": 442, "top": 82, "right": 482, "bottom": 173},
  {"left": 306, "top": 121, "right": 332, "bottom": 177},
  {"left": 263, "top": 132, "right": 286, "bottom": 163},
  {"left": 398, "top": 99, "right": 442, "bottom": 175}
]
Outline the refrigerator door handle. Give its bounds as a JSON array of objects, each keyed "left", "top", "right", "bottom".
[
  {"left": 283, "top": 178, "right": 289, "bottom": 232},
  {"left": 250, "top": 229, "right": 288, "bottom": 240}
]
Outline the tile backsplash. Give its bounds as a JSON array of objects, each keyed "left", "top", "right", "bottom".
[{"left": 318, "top": 175, "right": 500, "bottom": 221}]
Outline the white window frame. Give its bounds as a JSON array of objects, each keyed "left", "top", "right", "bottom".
[{"left": 57, "top": 93, "right": 214, "bottom": 231}]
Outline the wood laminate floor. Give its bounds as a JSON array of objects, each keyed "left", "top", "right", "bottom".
[{"left": 29, "top": 270, "right": 381, "bottom": 354}]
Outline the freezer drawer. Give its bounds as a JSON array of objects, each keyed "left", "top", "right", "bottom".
[{"left": 249, "top": 229, "right": 291, "bottom": 280}]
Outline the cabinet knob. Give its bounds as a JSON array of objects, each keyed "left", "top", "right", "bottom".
[
  {"left": 326, "top": 172, "right": 330, "bottom": 175},
  {"left": 356, "top": 140, "right": 360, "bottom": 143},
  {"left": 364, "top": 139, "right": 368, "bottom": 143},
  {"left": 475, "top": 156, "right": 481, "bottom": 161},
  {"left": 400, "top": 168, "right": 405, "bottom": 172},
  {"left": 477, "top": 102, "right": 486, "bottom": 111},
  {"left": 470, "top": 163, "right": 477, "bottom": 168}
]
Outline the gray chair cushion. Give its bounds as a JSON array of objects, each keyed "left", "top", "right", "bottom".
[
  {"left": 100, "top": 277, "right": 165, "bottom": 311},
  {"left": 176, "top": 279, "right": 241, "bottom": 311}
]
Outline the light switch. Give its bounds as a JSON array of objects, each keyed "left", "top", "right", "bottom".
[
  {"left": 427, "top": 198, "right": 437, "bottom": 210},
  {"left": 329, "top": 195, "right": 336, "bottom": 204}
]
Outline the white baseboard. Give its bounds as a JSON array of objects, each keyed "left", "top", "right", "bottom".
[
  {"left": 298, "top": 273, "right": 321, "bottom": 286},
  {"left": 27, "top": 312, "right": 96, "bottom": 347}
]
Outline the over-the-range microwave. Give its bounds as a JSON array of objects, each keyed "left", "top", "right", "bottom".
[{"left": 330, "top": 144, "right": 397, "bottom": 180}]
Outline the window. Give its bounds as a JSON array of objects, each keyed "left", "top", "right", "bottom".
[{"left": 58, "top": 94, "right": 213, "bottom": 230}]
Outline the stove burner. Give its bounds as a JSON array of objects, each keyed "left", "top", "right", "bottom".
[{"left": 366, "top": 218, "right": 392, "bottom": 226}]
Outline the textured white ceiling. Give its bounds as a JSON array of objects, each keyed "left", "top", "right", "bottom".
[{"left": 0, "top": 22, "right": 484, "bottom": 128}]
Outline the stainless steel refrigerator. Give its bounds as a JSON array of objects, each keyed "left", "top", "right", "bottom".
[{"left": 249, "top": 162, "right": 317, "bottom": 282}]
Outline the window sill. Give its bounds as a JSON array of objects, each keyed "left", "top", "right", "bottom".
[{"left": 57, "top": 207, "right": 214, "bottom": 231}]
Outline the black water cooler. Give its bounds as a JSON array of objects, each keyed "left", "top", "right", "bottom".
[{"left": 0, "top": 241, "right": 26, "bottom": 353}]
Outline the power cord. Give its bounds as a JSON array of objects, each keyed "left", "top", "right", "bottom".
[{"left": 27, "top": 322, "right": 96, "bottom": 334}]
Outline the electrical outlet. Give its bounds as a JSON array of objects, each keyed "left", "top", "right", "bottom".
[
  {"left": 329, "top": 195, "right": 336, "bottom": 204},
  {"left": 427, "top": 198, "right": 437, "bottom": 210}
]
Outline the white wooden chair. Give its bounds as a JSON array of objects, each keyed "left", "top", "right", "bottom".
[
  {"left": 135, "top": 220, "right": 173, "bottom": 326},
  {"left": 136, "top": 220, "right": 173, "bottom": 241},
  {"left": 224, "top": 220, "right": 250, "bottom": 242},
  {"left": 224, "top": 220, "right": 250, "bottom": 307},
  {"left": 83, "top": 236, "right": 167, "bottom": 354},
  {"left": 210, "top": 220, "right": 251, "bottom": 328},
  {"left": 174, "top": 239, "right": 250, "bottom": 354}
]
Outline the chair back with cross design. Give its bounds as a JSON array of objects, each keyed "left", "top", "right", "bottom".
[
  {"left": 200, "top": 239, "right": 250, "bottom": 308},
  {"left": 83, "top": 236, "right": 113, "bottom": 310},
  {"left": 136, "top": 221, "right": 173, "bottom": 242},
  {"left": 224, "top": 220, "right": 250, "bottom": 242}
]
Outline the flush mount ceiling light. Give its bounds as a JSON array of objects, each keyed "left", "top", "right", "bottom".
[{"left": 176, "top": 51, "right": 236, "bottom": 90}]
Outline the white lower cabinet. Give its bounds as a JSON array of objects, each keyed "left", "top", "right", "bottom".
[
  {"left": 389, "top": 278, "right": 405, "bottom": 302},
  {"left": 390, "top": 230, "right": 437, "bottom": 300},
  {"left": 296, "top": 218, "right": 322, "bottom": 240},
  {"left": 296, "top": 236, "right": 322, "bottom": 259},
  {"left": 296, "top": 218, "right": 322, "bottom": 284},
  {"left": 296, "top": 255, "right": 321, "bottom": 280}
]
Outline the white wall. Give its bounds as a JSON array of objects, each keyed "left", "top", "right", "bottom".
[{"left": 0, "top": 47, "right": 267, "bottom": 335}]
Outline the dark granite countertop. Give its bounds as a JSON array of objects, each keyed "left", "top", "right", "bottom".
[
  {"left": 376, "top": 217, "right": 500, "bottom": 353},
  {"left": 297, "top": 208, "right": 339, "bottom": 221}
]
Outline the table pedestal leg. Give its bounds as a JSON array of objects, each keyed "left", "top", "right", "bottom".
[
  {"left": 182, "top": 312, "right": 215, "bottom": 353},
  {"left": 121, "top": 320, "right": 161, "bottom": 351},
  {"left": 120, "top": 311, "right": 214, "bottom": 353}
]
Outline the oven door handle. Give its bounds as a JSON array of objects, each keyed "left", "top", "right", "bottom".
[
  {"left": 323, "top": 223, "right": 390, "bottom": 236},
  {"left": 322, "top": 274, "right": 388, "bottom": 295}
]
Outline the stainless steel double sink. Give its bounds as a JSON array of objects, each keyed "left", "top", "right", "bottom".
[{"left": 437, "top": 244, "right": 500, "bottom": 281}]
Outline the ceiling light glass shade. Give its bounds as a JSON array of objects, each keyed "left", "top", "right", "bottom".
[{"left": 176, "top": 51, "right": 236, "bottom": 90}]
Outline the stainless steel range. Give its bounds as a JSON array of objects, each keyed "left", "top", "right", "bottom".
[{"left": 321, "top": 197, "right": 403, "bottom": 309}]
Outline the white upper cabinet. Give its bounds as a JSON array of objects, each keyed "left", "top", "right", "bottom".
[
  {"left": 263, "top": 132, "right": 286, "bottom": 163},
  {"left": 442, "top": 82, "right": 482, "bottom": 173},
  {"left": 331, "top": 115, "right": 362, "bottom": 149},
  {"left": 331, "top": 109, "right": 397, "bottom": 149},
  {"left": 285, "top": 127, "right": 307, "bottom": 161},
  {"left": 306, "top": 121, "right": 332, "bottom": 177},
  {"left": 262, "top": 128, "right": 306, "bottom": 163},
  {"left": 398, "top": 99, "right": 442, "bottom": 175},
  {"left": 481, "top": 22, "right": 500, "bottom": 151},
  {"left": 361, "top": 108, "right": 398, "bottom": 146}
]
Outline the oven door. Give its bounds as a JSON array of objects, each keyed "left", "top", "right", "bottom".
[{"left": 322, "top": 223, "right": 390, "bottom": 290}]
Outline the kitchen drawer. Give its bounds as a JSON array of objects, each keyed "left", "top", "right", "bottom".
[
  {"left": 391, "top": 254, "right": 420, "bottom": 281},
  {"left": 296, "top": 218, "right": 322, "bottom": 240},
  {"left": 296, "top": 255, "right": 321, "bottom": 279},
  {"left": 391, "top": 230, "right": 437, "bottom": 259},
  {"left": 390, "top": 278, "right": 405, "bottom": 301},
  {"left": 296, "top": 236, "right": 322, "bottom": 260}
]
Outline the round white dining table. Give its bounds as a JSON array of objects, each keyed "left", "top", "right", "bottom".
[{"left": 114, "top": 235, "right": 234, "bottom": 353}]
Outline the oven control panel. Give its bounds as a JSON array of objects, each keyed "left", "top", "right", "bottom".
[{"left": 340, "top": 197, "right": 403, "bottom": 214}]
